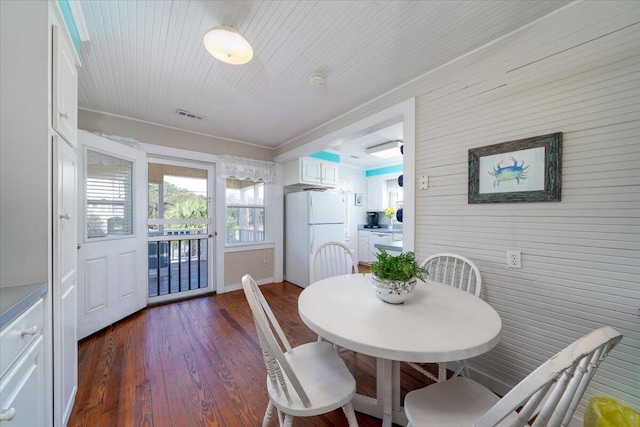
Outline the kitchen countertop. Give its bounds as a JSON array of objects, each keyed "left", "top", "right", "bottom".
[
  {"left": 374, "top": 241, "right": 403, "bottom": 252},
  {"left": 0, "top": 283, "right": 47, "bottom": 330},
  {"left": 358, "top": 225, "right": 403, "bottom": 233}
]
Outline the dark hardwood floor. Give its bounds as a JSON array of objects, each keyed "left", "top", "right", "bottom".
[{"left": 69, "top": 280, "right": 436, "bottom": 426}]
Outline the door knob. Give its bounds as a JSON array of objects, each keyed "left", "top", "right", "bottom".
[
  {"left": 21, "top": 325, "right": 38, "bottom": 336},
  {"left": 0, "top": 408, "right": 16, "bottom": 421},
  {"left": 59, "top": 213, "right": 71, "bottom": 220}
]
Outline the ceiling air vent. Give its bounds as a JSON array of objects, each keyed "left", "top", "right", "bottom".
[{"left": 175, "top": 109, "right": 204, "bottom": 120}]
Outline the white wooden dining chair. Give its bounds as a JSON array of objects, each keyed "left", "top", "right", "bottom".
[
  {"left": 311, "top": 241, "right": 359, "bottom": 349},
  {"left": 404, "top": 326, "right": 623, "bottom": 427},
  {"left": 311, "top": 241, "right": 359, "bottom": 283},
  {"left": 408, "top": 253, "right": 482, "bottom": 382},
  {"left": 241, "top": 274, "right": 359, "bottom": 427}
]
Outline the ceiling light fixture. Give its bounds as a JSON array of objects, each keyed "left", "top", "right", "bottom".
[
  {"left": 203, "top": 26, "right": 253, "bottom": 65},
  {"left": 365, "top": 140, "right": 402, "bottom": 159}
]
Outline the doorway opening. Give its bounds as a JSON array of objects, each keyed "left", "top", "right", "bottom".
[{"left": 147, "top": 158, "right": 215, "bottom": 302}]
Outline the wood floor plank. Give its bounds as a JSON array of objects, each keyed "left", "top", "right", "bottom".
[{"left": 69, "top": 281, "right": 434, "bottom": 426}]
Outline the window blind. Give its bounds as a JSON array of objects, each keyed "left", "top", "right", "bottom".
[{"left": 86, "top": 150, "right": 133, "bottom": 238}]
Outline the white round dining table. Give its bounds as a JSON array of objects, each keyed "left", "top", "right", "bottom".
[{"left": 298, "top": 273, "right": 502, "bottom": 426}]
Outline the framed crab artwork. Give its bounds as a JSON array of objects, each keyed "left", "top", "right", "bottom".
[{"left": 468, "top": 132, "right": 562, "bottom": 203}]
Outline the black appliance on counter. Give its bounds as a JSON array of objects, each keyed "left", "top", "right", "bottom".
[{"left": 364, "top": 212, "right": 379, "bottom": 228}]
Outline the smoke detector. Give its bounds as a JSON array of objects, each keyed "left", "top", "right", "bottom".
[{"left": 309, "top": 72, "right": 325, "bottom": 86}]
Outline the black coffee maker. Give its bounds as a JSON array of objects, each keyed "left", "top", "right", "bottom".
[{"left": 365, "top": 212, "right": 379, "bottom": 228}]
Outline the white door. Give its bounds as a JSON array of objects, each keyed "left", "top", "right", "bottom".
[
  {"left": 53, "top": 136, "right": 77, "bottom": 426},
  {"left": 77, "top": 131, "right": 147, "bottom": 339},
  {"left": 147, "top": 158, "right": 215, "bottom": 304}
]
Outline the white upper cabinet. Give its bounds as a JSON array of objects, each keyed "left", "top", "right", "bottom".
[
  {"left": 366, "top": 174, "right": 402, "bottom": 211},
  {"left": 284, "top": 157, "right": 339, "bottom": 188},
  {"left": 52, "top": 24, "right": 78, "bottom": 147},
  {"left": 301, "top": 157, "right": 322, "bottom": 184},
  {"left": 366, "top": 177, "right": 387, "bottom": 211}
]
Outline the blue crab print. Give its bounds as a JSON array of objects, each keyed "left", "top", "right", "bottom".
[{"left": 488, "top": 157, "right": 529, "bottom": 188}]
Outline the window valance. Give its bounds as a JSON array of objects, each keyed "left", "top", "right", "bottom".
[{"left": 218, "top": 155, "right": 276, "bottom": 183}]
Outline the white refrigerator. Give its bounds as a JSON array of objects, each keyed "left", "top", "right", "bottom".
[{"left": 285, "top": 191, "right": 346, "bottom": 288}]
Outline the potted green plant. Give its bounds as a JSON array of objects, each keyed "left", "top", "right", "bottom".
[{"left": 368, "top": 249, "right": 429, "bottom": 304}]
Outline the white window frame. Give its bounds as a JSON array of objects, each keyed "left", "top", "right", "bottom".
[
  {"left": 83, "top": 146, "right": 136, "bottom": 242},
  {"left": 224, "top": 178, "right": 267, "bottom": 248}
]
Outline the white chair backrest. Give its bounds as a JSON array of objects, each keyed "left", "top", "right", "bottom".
[
  {"left": 477, "top": 326, "right": 623, "bottom": 427},
  {"left": 312, "top": 241, "right": 358, "bottom": 282},
  {"left": 242, "top": 274, "right": 311, "bottom": 407},
  {"left": 421, "top": 253, "right": 481, "bottom": 297}
]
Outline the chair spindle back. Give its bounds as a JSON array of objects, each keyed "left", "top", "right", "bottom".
[
  {"left": 242, "top": 274, "right": 312, "bottom": 408},
  {"left": 421, "top": 253, "right": 481, "bottom": 297},
  {"left": 476, "top": 326, "right": 623, "bottom": 427},
  {"left": 312, "top": 241, "right": 358, "bottom": 282}
]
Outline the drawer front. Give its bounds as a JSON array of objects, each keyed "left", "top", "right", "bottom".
[
  {"left": 0, "top": 299, "right": 43, "bottom": 378},
  {"left": 0, "top": 337, "right": 44, "bottom": 426}
]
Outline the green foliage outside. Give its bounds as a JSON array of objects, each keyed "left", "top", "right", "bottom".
[{"left": 149, "top": 181, "right": 207, "bottom": 230}]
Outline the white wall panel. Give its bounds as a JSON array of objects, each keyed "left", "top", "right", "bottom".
[{"left": 408, "top": 1, "right": 639, "bottom": 417}]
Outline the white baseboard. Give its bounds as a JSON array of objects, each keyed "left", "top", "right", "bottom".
[{"left": 223, "top": 277, "right": 274, "bottom": 293}]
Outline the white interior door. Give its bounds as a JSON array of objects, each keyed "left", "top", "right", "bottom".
[
  {"left": 77, "top": 131, "right": 146, "bottom": 339},
  {"left": 53, "top": 135, "right": 77, "bottom": 426}
]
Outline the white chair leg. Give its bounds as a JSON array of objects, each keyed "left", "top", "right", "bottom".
[
  {"left": 282, "top": 414, "right": 294, "bottom": 427},
  {"left": 317, "top": 335, "right": 323, "bottom": 342},
  {"left": 462, "top": 360, "right": 470, "bottom": 377},
  {"left": 437, "top": 363, "right": 447, "bottom": 382},
  {"left": 342, "top": 401, "right": 359, "bottom": 427},
  {"left": 263, "top": 400, "right": 275, "bottom": 427}
]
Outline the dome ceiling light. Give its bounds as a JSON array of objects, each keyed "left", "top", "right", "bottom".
[{"left": 203, "top": 26, "right": 253, "bottom": 65}]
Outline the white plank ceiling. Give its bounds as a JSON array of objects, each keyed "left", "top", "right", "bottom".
[{"left": 77, "top": 0, "right": 572, "bottom": 150}]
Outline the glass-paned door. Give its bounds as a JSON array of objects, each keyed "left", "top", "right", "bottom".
[{"left": 147, "top": 159, "right": 214, "bottom": 301}]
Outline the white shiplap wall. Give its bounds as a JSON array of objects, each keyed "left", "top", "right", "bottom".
[{"left": 411, "top": 1, "right": 639, "bottom": 417}]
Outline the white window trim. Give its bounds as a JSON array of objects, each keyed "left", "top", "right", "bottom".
[{"left": 224, "top": 178, "right": 268, "bottom": 248}]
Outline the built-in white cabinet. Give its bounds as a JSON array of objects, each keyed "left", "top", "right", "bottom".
[
  {"left": 359, "top": 230, "right": 399, "bottom": 263},
  {"left": 366, "top": 177, "right": 388, "bottom": 210},
  {"left": 0, "top": 300, "right": 45, "bottom": 426},
  {"left": 1, "top": 2, "right": 80, "bottom": 425},
  {"left": 358, "top": 231, "right": 369, "bottom": 263},
  {"left": 53, "top": 136, "right": 78, "bottom": 426},
  {"left": 52, "top": 25, "right": 78, "bottom": 148},
  {"left": 284, "top": 157, "right": 339, "bottom": 187},
  {"left": 369, "top": 232, "right": 392, "bottom": 260}
]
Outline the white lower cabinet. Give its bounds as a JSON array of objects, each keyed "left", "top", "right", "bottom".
[
  {"left": 369, "top": 232, "right": 392, "bottom": 260},
  {"left": 358, "top": 231, "right": 370, "bottom": 263},
  {"left": 0, "top": 305, "right": 45, "bottom": 426}
]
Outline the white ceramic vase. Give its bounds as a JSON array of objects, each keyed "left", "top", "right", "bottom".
[{"left": 369, "top": 274, "right": 417, "bottom": 304}]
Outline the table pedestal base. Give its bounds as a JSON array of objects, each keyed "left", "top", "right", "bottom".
[{"left": 351, "top": 359, "right": 408, "bottom": 427}]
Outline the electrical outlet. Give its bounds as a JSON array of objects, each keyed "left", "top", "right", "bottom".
[{"left": 507, "top": 250, "right": 521, "bottom": 269}]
